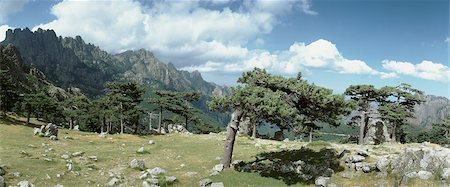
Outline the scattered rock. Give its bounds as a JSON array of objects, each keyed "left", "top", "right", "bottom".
[
  {"left": 148, "top": 140, "right": 155, "bottom": 145},
  {"left": 417, "top": 170, "right": 432, "bottom": 180},
  {"left": 73, "top": 125, "right": 79, "bottom": 131},
  {"left": 64, "top": 136, "right": 73, "bottom": 140},
  {"left": 54, "top": 184, "right": 64, "bottom": 187},
  {"left": 99, "top": 132, "right": 107, "bottom": 138},
  {"left": 315, "top": 176, "right": 329, "bottom": 187},
  {"left": 211, "top": 182, "right": 224, "bottom": 187},
  {"left": 374, "top": 182, "right": 388, "bottom": 187},
  {"left": 212, "top": 164, "right": 224, "bottom": 172},
  {"left": 139, "top": 172, "right": 149, "bottom": 180},
  {"left": 283, "top": 138, "right": 290, "bottom": 142},
  {"left": 33, "top": 128, "right": 41, "bottom": 135},
  {"left": 184, "top": 171, "right": 198, "bottom": 177},
  {"left": 17, "top": 180, "right": 35, "bottom": 187},
  {"left": 43, "top": 158, "right": 53, "bottom": 162},
  {"left": 142, "top": 181, "right": 158, "bottom": 187},
  {"left": 165, "top": 176, "right": 177, "bottom": 183},
  {"left": 344, "top": 155, "right": 365, "bottom": 163},
  {"left": 61, "top": 154, "right": 70, "bottom": 159},
  {"left": 441, "top": 168, "right": 450, "bottom": 179},
  {"left": 130, "top": 159, "right": 146, "bottom": 170},
  {"left": 147, "top": 167, "right": 165, "bottom": 175},
  {"left": 12, "top": 172, "right": 22, "bottom": 177},
  {"left": 0, "top": 166, "right": 5, "bottom": 176},
  {"left": 49, "top": 135, "right": 58, "bottom": 140},
  {"left": 0, "top": 176, "right": 4, "bottom": 187},
  {"left": 209, "top": 170, "right": 220, "bottom": 176},
  {"left": 88, "top": 156, "right": 98, "bottom": 161},
  {"left": 72, "top": 151, "right": 84, "bottom": 157},
  {"left": 356, "top": 149, "right": 369, "bottom": 157},
  {"left": 137, "top": 147, "right": 145, "bottom": 153},
  {"left": 340, "top": 172, "right": 353, "bottom": 179},
  {"left": 44, "top": 123, "right": 59, "bottom": 137},
  {"left": 199, "top": 178, "right": 212, "bottom": 187},
  {"left": 327, "top": 183, "right": 337, "bottom": 187},
  {"left": 27, "top": 144, "right": 36, "bottom": 148},
  {"left": 107, "top": 177, "right": 119, "bottom": 186}
]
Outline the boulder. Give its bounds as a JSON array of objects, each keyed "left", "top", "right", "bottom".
[
  {"left": 0, "top": 176, "right": 4, "bottom": 187},
  {"left": 417, "top": 170, "right": 433, "bottom": 180},
  {"left": 18, "top": 180, "right": 35, "bottom": 187},
  {"left": 142, "top": 181, "right": 159, "bottom": 187},
  {"left": 148, "top": 140, "right": 155, "bottom": 145},
  {"left": 44, "top": 123, "right": 58, "bottom": 137},
  {"left": 107, "top": 177, "right": 119, "bottom": 186},
  {"left": 33, "top": 128, "right": 41, "bottom": 135},
  {"left": 137, "top": 147, "right": 145, "bottom": 153},
  {"left": 212, "top": 164, "right": 224, "bottom": 172},
  {"left": 211, "top": 182, "right": 224, "bottom": 187},
  {"left": 99, "top": 132, "right": 107, "bottom": 138},
  {"left": 49, "top": 135, "right": 57, "bottom": 140},
  {"left": 375, "top": 155, "right": 390, "bottom": 172},
  {"left": 72, "top": 151, "right": 84, "bottom": 157},
  {"left": 0, "top": 166, "right": 5, "bottom": 176},
  {"left": 130, "top": 159, "right": 145, "bottom": 170},
  {"left": 165, "top": 176, "right": 177, "bottom": 183},
  {"left": 73, "top": 125, "right": 79, "bottom": 131},
  {"left": 315, "top": 176, "right": 329, "bottom": 187},
  {"left": 340, "top": 172, "right": 353, "bottom": 179},
  {"left": 356, "top": 149, "right": 369, "bottom": 157},
  {"left": 54, "top": 184, "right": 64, "bottom": 187},
  {"left": 147, "top": 167, "right": 166, "bottom": 175},
  {"left": 61, "top": 154, "right": 70, "bottom": 159},
  {"left": 199, "top": 178, "right": 212, "bottom": 187},
  {"left": 363, "top": 108, "right": 391, "bottom": 144},
  {"left": 441, "top": 168, "right": 450, "bottom": 179},
  {"left": 344, "top": 155, "right": 365, "bottom": 163}
]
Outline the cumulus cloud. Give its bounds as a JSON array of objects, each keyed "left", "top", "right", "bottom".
[
  {"left": 382, "top": 60, "right": 450, "bottom": 82},
  {"left": 184, "top": 39, "right": 381, "bottom": 76},
  {"left": 0, "top": 0, "right": 28, "bottom": 24},
  {"left": 0, "top": 24, "right": 12, "bottom": 41}
]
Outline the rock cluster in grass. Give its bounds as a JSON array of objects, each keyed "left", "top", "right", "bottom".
[
  {"left": 33, "top": 123, "right": 58, "bottom": 139},
  {"left": 139, "top": 167, "right": 177, "bottom": 187},
  {"left": 130, "top": 159, "right": 145, "bottom": 170}
]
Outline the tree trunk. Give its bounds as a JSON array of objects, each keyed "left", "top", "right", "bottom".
[
  {"left": 252, "top": 122, "right": 256, "bottom": 139},
  {"left": 158, "top": 107, "right": 162, "bottom": 134},
  {"left": 358, "top": 111, "right": 366, "bottom": 145},
  {"left": 70, "top": 117, "right": 74, "bottom": 130},
  {"left": 26, "top": 112, "right": 30, "bottom": 124},
  {"left": 185, "top": 116, "right": 188, "bottom": 130},
  {"left": 391, "top": 125, "right": 397, "bottom": 143},
  {"left": 222, "top": 110, "right": 243, "bottom": 168},
  {"left": 120, "top": 102, "right": 124, "bottom": 134},
  {"left": 309, "top": 128, "right": 313, "bottom": 143}
]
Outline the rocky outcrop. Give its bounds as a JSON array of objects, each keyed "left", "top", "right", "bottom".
[
  {"left": 410, "top": 95, "right": 450, "bottom": 128},
  {"left": 34, "top": 123, "right": 59, "bottom": 138},
  {"left": 363, "top": 108, "right": 391, "bottom": 145}
]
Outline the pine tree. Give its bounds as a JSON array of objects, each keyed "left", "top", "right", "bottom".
[{"left": 0, "top": 70, "right": 19, "bottom": 113}]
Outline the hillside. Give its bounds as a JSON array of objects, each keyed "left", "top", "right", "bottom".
[
  {"left": 0, "top": 28, "right": 230, "bottom": 127},
  {"left": 1, "top": 116, "right": 450, "bottom": 187}
]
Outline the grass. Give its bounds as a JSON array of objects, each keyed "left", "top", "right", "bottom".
[{"left": 0, "top": 115, "right": 448, "bottom": 187}]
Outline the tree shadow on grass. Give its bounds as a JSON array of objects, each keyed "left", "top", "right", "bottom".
[{"left": 234, "top": 147, "right": 346, "bottom": 185}]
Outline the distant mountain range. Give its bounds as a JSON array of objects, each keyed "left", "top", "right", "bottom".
[{"left": 0, "top": 28, "right": 230, "bottom": 127}]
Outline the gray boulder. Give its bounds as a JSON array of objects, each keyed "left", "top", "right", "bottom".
[
  {"left": 212, "top": 164, "right": 224, "bottom": 172},
  {"left": 18, "top": 180, "right": 35, "bottom": 187},
  {"left": 107, "top": 177, "right": 119, "bottom": 186},
  {"left": 33, "top": 128, "right": 41, "bottom": 135},
  {"left": 130, "top": 159, "right": 145, "bottom": 170},
  {"left": 199, "top": 178, "right": 212, "bottom": 187},
  {"left": 417, "top": 170, "right": 433, "bottom": 180},
  {"left": 315, "top": 176, "right": 329, "bottom": 187},
  {"left": 44, "top": 123, "right": 58, "bottom": 137},
  {"left": 0, "top": 166, "right": 5, "bottom": 176},
  {"left": 441, "top": 167, "right": 450, "bottom": 179},
  {"left": 165, "top": 176, "right": 177, "bottom": 183},
  {"left": 147, "top": 167, "right": 166, "bottom": 175},
  {"left": 0, "top": 176, "right": 4, "bottom": 187},
  {"left": 73, "top": 125, "right": 79, "bottom": 130},
  {"left": 211, "top": 182, "right": 224, "bottom": 187},
  {"left": 142, "top": 181, "right": 159, "bottom": 187},
  {"left": 344, "top": 155, "right": 365, "bottom": 163}
]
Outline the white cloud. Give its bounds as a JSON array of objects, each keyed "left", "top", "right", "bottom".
[
  {"left": 0, "top": 24, "right": 12, "bottom": 41},
  {"left": 0, "top": 0, "right": 28, "bottom": 24},
  {"left": 446, "top": 37, "right": 450, "bottom": 43},
  {"left": 382, "top": 60, "right": 450, "bottom": 82},
  {"left": 185, "top": 39, "right": 381, "bottom": 76}
]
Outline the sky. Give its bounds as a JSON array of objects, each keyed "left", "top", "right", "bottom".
[{"left": 0, "top": 0, "right": 449, "bottom": 98}]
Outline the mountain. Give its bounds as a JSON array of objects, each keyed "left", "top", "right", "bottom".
[
  {"left": 1, "top": 28, "right": 230, "bottom": 126},
  {"left": 410, "top": 94, "right": 450, "bottom": 127},
  {"left": 0, "top": 43, "right": 82, "bottom": 100}
]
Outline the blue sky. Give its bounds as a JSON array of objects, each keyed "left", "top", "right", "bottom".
[{"left": 0, "top": 0, "right": 449, "bottom": 97}]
